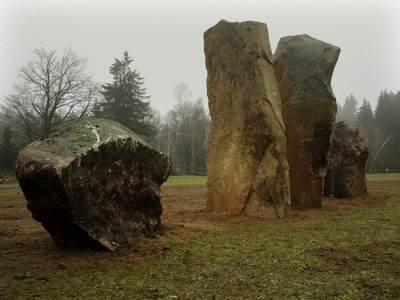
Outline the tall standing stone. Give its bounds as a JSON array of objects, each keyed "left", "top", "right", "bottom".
[
  {"left": 324, "top": 121, "right": 368, "bottom": 198},
  {"left": 204, "top": 20, "right": 290, "bottom": 218},
  {"left": 273, "top": 34, "right": 340, "bottom": 209}
]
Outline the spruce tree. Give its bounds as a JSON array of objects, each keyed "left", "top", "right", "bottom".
[
  {"left": 0, "top": 127, "right": 19, "bottom": 170},
  {"left": 336, "top": 94, "right": 358, "bottom": 125},
  {"left": 100, "top": 51, "right": 155, "bottom": 137},
  {"left": 375, "top": 90, "right": 400, "bottom": 134},
  {"left": 356, "top": 98, "right": 374, "bottom": 129},
  {"left": 370, "top": 90, "right": 400, "bottom": 172}
]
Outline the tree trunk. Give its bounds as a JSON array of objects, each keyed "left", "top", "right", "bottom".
[{"left": 368, "top": 133, "right": 392, "bottom": 173}]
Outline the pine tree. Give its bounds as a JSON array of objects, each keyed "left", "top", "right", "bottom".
[
  {"left": 100, "top": 51, "right": 155, "bottom": 137},
  {"left": 336, "top": 94, "right": 358, "bottom": 125},
  {"left": 0, "top": 127, "right": 19, "bottom": 170},
  {"left": 369, "top": 90, "right": 400, "bottom": 172},
  {"left": 356, "top": 98, "right": 374, "bottom": 129},
  {"left": 375, "top": 90, "right": 400, "bottom": 134},
  {"left": 335, "top": 103, "right": 342, "bottom": 123}
]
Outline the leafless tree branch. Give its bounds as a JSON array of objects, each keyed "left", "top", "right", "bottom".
[{"left": 1, "top": 48, "right": 99, "bottom": 142}]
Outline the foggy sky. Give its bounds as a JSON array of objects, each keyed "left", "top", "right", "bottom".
[{"left": 1, "top": 0, "right": 399, "bottom": 115}]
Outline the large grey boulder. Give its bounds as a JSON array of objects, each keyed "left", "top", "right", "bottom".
[
  {"left": 273, "top": 34, "right": 340, "bottom": 209},
  {"left": 324, "top": 121, "right": 368, "bottom": 198},
  {"left": 15, "top": 119, "right": 171, "bottom": 251},
  {"left": 204, "top": 20, "right": 290, "bottom": 218}
]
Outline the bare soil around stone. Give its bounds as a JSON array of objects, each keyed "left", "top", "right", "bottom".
[
  {"left": 1, "top": 182, "right": 390, "bottom": 265},
  {"left": 0, "top": 177, "right": 399, "bottom": 298}
]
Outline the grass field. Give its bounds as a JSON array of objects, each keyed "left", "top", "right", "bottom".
[
  {"left": 0, "top": 174, "right": 399, "bottom": 299},
  {"left": 366, "top": 173, "right": 400, "bottom": 181},
  {"left": 162, "top": 175, "right": 208, "bottom": 186}
]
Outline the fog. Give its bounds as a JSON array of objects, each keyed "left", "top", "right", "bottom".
[{"left": 1, "top": 0, "right": 399, "bottom": 114}]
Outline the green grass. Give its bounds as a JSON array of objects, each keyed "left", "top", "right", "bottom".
[
  {"left": 3, "top": 194, "right": 400, "bottom": 299},
  {"left": 162, "top": 175, "right": 207, "bottom": 186},
  {"left": 0, "top": 170, "right": 17, "bottom": 183},
  {"left": 0, "top": 187, "right": 22, "bottom": 197},
  {"left": 366, "top": 172, "right": 400, "bottom": 181},
  {"left": 1, "top": 174, "right": 399, "bottom": 299},
  {"left": 164, "top": 173, "right": 399, "bottom": 187},
  {"left": 0, "top": 175, "right": 207, "bottom": 196}
]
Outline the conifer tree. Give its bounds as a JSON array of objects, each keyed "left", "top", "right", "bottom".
[
  {"left": 100, "top": 52, "right": 155, "bottom": 137},
  {"left": 368, "top": 90, "right": 400, "bottom": 172},
  {"left": 375, "top": 90, "right": 400, "bottom": 134},
  {"left": 356, "top": 98, "right": 374, "bottom": 129},
  {"left": 336, "top": 94, "right": 358, "bottom": 125},
  {"left": 0, "top": 127, "right": 19, "bottom": 170}
]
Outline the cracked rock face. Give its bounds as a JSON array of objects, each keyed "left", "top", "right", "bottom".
[
  {"left": 273, "top": 34, "right": 340, "bottom": 209},
  {"left": 204, "top": 20, "right": 291, "bottom": 218},
  {"left": 324, "top": 121, "right": 368, "bottom": 198},
  {"left": 15, "top": 119, "right": 171, "bottom": 251}
]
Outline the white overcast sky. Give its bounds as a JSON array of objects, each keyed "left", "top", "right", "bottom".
[{"left": 1, "top": 0, "right": 399, "bottom": 115}]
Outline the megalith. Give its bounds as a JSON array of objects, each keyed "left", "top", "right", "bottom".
[
  {"left": 324, "top": 121, "right": 368, "bottom": 198},
  {"left": 15, "top": 119, "right": 171, "bottom": 251},
  {"left": 273, "top": 34, "right": 340, "bottom": 209},
  {"left": 204, "top": 20, "right": 290, "bottom": 218}
]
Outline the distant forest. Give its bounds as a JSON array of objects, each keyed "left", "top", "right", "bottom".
[
  {"left": 0, "top": 49, "right": 211, "bottom": 176},
  {"left": 0, "top": 48, "right": 398, "bottom": 175},
  {"left": 336, "top": 90, "right": 400, "bottom": 173}
]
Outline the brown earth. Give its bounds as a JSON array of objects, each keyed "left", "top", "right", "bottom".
[{"left": 0, "top": 181, "right": 396, "bottom": 269}]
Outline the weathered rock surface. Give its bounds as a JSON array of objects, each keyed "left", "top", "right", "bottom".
[
  {"left": 15, "top": 119, "right": 171, "bottom": 251},
  {"left": 204, "top": 20, "right": 291, "bottom": 218},
  {"left": 324, "top": 121, "right": 368, "bottom": 198},
  {"left": 273, "top": 34, "right": 340, "bottom": 209}
]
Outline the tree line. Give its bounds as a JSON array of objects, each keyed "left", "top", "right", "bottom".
[
  {"left": 336, "top": 91, "right": 400, "bottom": 172},
  {"left": 1, "top": 48, "right": 398, "bottom": 175},
  {"left": 0, "top": 48, "right": 210, "bottom": 175}
]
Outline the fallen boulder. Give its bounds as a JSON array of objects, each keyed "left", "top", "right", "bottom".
[
  {"left": 324, "top": 121, "right": 368, "bottom": 198},
  {"left": 273, "top": 34, "right": 340, "bottom": 209},
  {"left": 204, "top": 20, "right": 290, "bottom": 218},
  {"left": 15, "top": 118, "right": 171, "bottom": 251}
]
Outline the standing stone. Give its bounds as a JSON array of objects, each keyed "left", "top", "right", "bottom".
[
  {"left": 273, "top": 34, "right": 340, "bottom": 209},
  {"left": 204, "top": 20, "right": 290, "bottom": 218},
  {"left": 324, "top": 121, "right": 368, "bottom": 198},
  {"left": 15, "top": 119, "right": 171, "bottom": 251}
]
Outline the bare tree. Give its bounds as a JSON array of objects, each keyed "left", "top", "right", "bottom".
[
  {"left": 174, "top": 82, "right": 192, "bottom": 104},
  {"left": 163, "top": 83, "right": 211, "bottom": 174},
  {"left": 368, "top": 127, "right": 394, "bottom": 173},
  {"left": 1, "top": 48, "right": 99, "bottom": 142}
]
